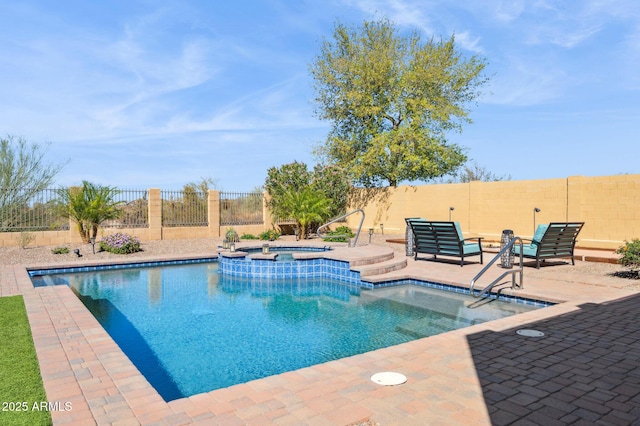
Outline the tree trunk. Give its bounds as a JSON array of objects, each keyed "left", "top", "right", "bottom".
[{"left": 77, "top": 222, "right": 89, "bottom": 244}]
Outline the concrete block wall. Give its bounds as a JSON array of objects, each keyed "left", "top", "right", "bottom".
[
  {"left": 567, "top": 175, "right": 640, "bottom": 248},
  {"left": 347, "top": 174, "right": 640, "bottom": 250}
]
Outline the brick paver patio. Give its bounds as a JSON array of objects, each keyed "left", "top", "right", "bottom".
[{"left": 1, "top": 243, "right": 639, "bottom": 425}]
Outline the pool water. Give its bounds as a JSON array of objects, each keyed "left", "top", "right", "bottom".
[{"left": 40, "top": 263, "right": 539, "bottom": 401}]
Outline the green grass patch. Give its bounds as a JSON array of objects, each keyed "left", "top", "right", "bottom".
[{"left": 0, "top": 296, "right": 52, "bottom": 426}]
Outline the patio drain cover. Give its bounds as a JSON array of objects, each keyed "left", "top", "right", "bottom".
[
  {"left": 370, "top": 372, "right": 407, "bottom": 386},
  {"left": 516, "top": 329, "right": 545, "bottom": 337}
]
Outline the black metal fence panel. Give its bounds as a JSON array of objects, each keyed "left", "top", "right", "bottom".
[
  {"left": 0, "top": 188, "right": 266, "bottom": 232},
  {"left": 162, "top": 189, "right": 208, "bottom": 227},
  {"left": 220, "top": 192, "right": 263, "bottom": 225},
  {"left": 0, "top": 188, "right": 69, "bottom": 231},
  {"left": 102, "top": 189, "right": 149, "bottom": 228}
]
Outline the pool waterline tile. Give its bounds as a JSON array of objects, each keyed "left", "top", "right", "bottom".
[{"left": 28, "top": 254, "right": 553, "bottom": 308}]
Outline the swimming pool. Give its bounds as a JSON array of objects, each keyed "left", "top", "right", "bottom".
[{"left": 30, "top": 261, "right": 542, "bottom": 401}]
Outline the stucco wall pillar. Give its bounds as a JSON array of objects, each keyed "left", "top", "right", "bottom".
[
  {"left": 148, "top": 188, "right": 162, "bottom": 240},
  {"left": 208, "top": 190, "right": 220, "bottom": 237}
]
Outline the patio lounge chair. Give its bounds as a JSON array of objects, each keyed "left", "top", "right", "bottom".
[
  {"left": 407, "top": 219, "right": 483, "bottom": 266},
  {"left": 514, "top": 222, "right": 584, "bottom": 268}
]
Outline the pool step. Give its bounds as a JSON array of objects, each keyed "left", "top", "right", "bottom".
[
  {"left": 352, "top": 256, "right": 407, "bottom": 277},
  {"left": 324, "top": 245, "right": 407, "bottom": 279},
  {"left": 395, "top": 318, "right": 454, "bottom": 339},
  {"left": 348, "top": 251, "right": 395, "bottom": 267}
]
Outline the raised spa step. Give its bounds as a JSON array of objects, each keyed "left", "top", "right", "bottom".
[
  {"left": 348, "top": 251, "right": 395, "bottom": 267},
  {"left": 319, "top": 245, "right": 396, "bottom": 267},
  {"left": 352, "top": 256, "right": 407, "bottom": 277}
]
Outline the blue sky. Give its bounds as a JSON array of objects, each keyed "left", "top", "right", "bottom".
[{"left": 1, "top": 0, "right": 638, "bottom": 190}]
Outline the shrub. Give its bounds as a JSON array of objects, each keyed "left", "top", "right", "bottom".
[
  {"left": 241, "top": 233, "right": 259, "bottom": 240},
  {"left": 16, "top": 231, "right": 36, "bottom": 248},
  {"left": 51, "top": 246, "right": 70, "bottom": 254},
  {"left": 99, "top": 233, "right": 141, "bottom": 254},
  {"left": 617, "top": 239, "right": 640, "bottom": 272},
  {"left": 322, "top": 225, "right": 355, "bottom": 243},
  {"left": 225, "top": 228, "right": 240, "bottom": 242},
  {"left": 259, "top": 229, "right": 280, "bottom": 241}
]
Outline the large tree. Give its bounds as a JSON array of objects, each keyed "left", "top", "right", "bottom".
[
  {"left": 0, "top": 136, "right": 65, "bottom": 229},
  {"left": 310, "top": 19, "right": 488, "bottom": 187}
]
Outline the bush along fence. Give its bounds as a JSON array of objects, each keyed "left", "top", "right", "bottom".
[{"left": 0, "top": 188, "right": 270, "bottom": 247}]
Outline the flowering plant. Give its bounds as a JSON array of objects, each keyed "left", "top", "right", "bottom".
[
  {"left": 616, "top": 239, "right": 640, "bottom": 273},
  {"left": 99, "top": 233, "right": 141, "bottom": 254}
]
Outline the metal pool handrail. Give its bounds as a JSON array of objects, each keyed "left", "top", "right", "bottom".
[
  {"left": 470, "top": 236, "right": 524, "bottom": 299},
  {"left": 317, "top": 209, "right": 365, "bottom": 247}
]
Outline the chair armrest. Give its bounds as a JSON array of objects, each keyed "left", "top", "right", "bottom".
[
  {"left": 460, "top": 237, "right": 484, "bottom": 247},
  {"left": 462, "top": 237, "right": 484, "bottom": 242}
]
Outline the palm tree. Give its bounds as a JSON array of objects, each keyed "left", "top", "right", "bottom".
[
  {"left": 57, "top": 181, "right": 124, "bottom": 243},
  {"left": 281, "top": 187, "right": 331, "bottom": 239}
]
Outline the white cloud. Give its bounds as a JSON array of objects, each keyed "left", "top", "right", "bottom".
[
  {"left": 345, "top": 0, "right": 489, "bottom": 54},
  {"left": 453, "top": 31, "right": 484, "bottom": 54},
  {"left": 490, "top": 0, "right": 526, "bottom": 23},
  {"left": 346, "top": 0, "right": 436, "bottom": 35},
  {"left": 483, "top": 59, "right": 568, "bottom": 106},
  {"left": 547, "top": 24, "right": 602, "bottom": 48},
  {"left": 162, "top": 77, "right": 323, "bottom": 135},
  {"left": 2, "top": 3, "right": 320, "bottom": 144}
]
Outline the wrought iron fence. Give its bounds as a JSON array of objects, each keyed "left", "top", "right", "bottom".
[
  {"left": 162, "top": 189, "right": 208, "bottom": 227},
  {"left": 101, "top": 189, "right": 149, "bottom": 228},
  {"left": 0, "top": 188, "right": 150, "bottom": 231},
  {"left": 0, "top": 187, "right": 266, "bottom": 233},
  {"left": 275, "top": 217, "right": 296, "bottom": 224},
  {"left": 220, "top": 192, "right": 263, "bottom": 225},
  {"left": 0, "top": 188, "right": 69, "bottom": 232}
]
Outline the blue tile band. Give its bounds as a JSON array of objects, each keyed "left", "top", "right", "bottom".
[
  {"left": 28, "top": 257, "right": 219, "bottom": 277},
  {"left": 218, "top": 255, "right": 361, "bottom": 284},
  {"left": 29, "top": 255, "right": 554, "bottom": 308}
]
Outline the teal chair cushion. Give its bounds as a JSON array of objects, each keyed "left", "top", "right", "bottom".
[
  {"left": 514, "top": 224, "right": 548, "bottom": 257},
  {"left": 532, "top": 224, "right": 549, "bottom": 243},
  {"left": 454, "top": 222, "right": 463, "bottom": 240},
  {"left": 462, "top": 242, "right": 481, "bottom": 255},
  {"left": 521, "top": 244, "right": 538, "bottom": 257},
  {"left": 455, "top": 222, "right": 480, "bottom": 254}
]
